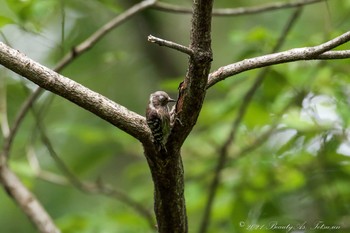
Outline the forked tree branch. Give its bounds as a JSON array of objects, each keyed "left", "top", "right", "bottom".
[{"left": 207, "top": 31, "right": 350, "bottom": 88}]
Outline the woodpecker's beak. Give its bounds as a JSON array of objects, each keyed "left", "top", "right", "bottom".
[{"left": 168, "top": 98, "right": 176, "bottom": 103}]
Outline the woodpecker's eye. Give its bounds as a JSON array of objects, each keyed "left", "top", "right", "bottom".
[{"left": 159, "top": 95, "right": 167, "bottom": 104}]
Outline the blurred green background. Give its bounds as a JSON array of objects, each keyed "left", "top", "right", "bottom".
[{"left": 1, "top": 0, "right": 350, "bottom": 232}]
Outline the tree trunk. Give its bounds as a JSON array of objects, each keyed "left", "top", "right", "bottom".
[{"left": 145, "top": 147, "right": 187, "bottom": 233}]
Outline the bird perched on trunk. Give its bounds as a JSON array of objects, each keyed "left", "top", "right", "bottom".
[{"left": 146, "top": 91, "right": 176, "bottom": 151}]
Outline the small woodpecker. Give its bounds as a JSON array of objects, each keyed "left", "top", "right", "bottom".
[{"left": 146, "top": 91, "right": 176, "bottom": 151}]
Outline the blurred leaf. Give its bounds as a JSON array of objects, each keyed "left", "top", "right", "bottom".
[
  {"left": 261, "top": 69, "right": 288, "bottom": 102},
  {"left": 58, "top": 215, "right": 88, "bottom": 233},
  {"left": 0, "top": 15, "right": 14, "bottom": 27},
  {"left": 6, "top": 0, "right": 59, "bottom": 31},
  {"left": 244, "top": 102, "right": 271, "bottom": 127}
]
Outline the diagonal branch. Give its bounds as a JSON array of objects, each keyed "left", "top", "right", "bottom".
[
  {"left": 207, "top": 31, "right": 350, "bottom": 88},
  {"left": 0, "top": 42, "right": 149, "bottom": 143},
  {"left": 3, "top": 0, "right": 157, "bottom": 160},
  {"left": 153, "top": 0, "right": 324, "bottom": 16}
]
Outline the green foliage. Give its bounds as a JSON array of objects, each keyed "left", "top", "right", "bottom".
[
  {"left": 4, "top": 0, "right": 60, "bottom": 31},
  {"left": 1, "top": 0, "right": 350, "bottom": 232}
]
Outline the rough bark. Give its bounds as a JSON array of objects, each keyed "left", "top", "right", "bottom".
[{"left": 144, "top": 147, "right": 187, "bottom": 233}]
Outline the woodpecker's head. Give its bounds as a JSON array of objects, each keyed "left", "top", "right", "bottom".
[{"left": 149, "top": 91, "right": 176, "bottom": 108}]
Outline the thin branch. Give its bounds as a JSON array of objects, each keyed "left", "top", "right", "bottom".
[
  {"left": 199, "top": 8, "right": 302, "bottom": 233},
  {"left": 55, "top": 0, "right": 157, "bottom": 70},
  {"left": 153, "top": 0, "right": 324, "bottom": 16},
  {"left": 148, "top": 35, "right": 194, "bottom": 56},
  {"left": 207, "top": 31, "right": 350, "bottom": 88}
]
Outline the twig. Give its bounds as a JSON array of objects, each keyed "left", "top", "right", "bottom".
[
  {"left": 207, "top": 31, "right": 350, "bottom": 88},
  {"left": 198, "top": 8, "right": 302, "bottom": 233},
  {"left": 148, "top": 35, "right": 194, "bottom": 56},
  {"left": 153, "top": 0, "right": 323, "bottom": 16}
]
